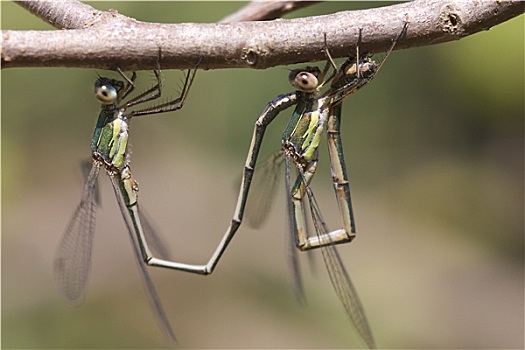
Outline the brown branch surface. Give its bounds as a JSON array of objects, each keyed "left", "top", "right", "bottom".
[
  {"left": 219, "top": 0, "right": 323, "bottom": 23},
  {"left": 14, "top": 0, "right": 106, "bottom": 29},
  {"left": 2, "top": 0, "right": 524, "bottom": 71}
]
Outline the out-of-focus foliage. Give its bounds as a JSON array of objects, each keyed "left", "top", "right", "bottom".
[{"left": 2, "top": 2, "right": 523, "bottom": 349}]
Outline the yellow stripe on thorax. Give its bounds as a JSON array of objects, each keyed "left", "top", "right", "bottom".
[{"left": 301, "top": 110, "right": 322, "bottom": 161}]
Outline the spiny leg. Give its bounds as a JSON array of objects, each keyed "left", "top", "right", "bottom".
[
  {"left": 116, "top": 68, "right": 138, "bottom": 101},
  {"left": 121, "top": 69, "right": 164, "bottom": 109},
  {"left": 312, "top": 37, "right": 340, "bottom": 92},
  {"left": 321, "top": 29, "right": 366, "bottom": 90},
  {"left": 116, "top": 50, "right": 164, "bottom": 107},
  {"left": 371, "top": 21, "right": 408, "bottom": 75},
  {"left": 329, "top": 22, "right": 408, "bottom": 108},
  {"left": 127, "top": 57, "right": 202, "bottom": 117},
  {"left": 318, "top": 33, "right": 339, "bottom": 85}
]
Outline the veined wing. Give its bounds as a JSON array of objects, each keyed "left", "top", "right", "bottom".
[
  {"left": 139, "top": 208, "right": 171, "bottom": 260},
  {"left": 54, "top": 163, "right": 100, "bottom": 305},
  {"left": 245, "top": 150, "right": 285, "bottom": 228},
  {"left": 109, "top": 174, "right": 177, "bottom": 344},
  {"left": 304, "top": 173, "right": 376, "bottom": 349},
  {"left": 82, "top": 159, "right": 171, "bottom": 260}
]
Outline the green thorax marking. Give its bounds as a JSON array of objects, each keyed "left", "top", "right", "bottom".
[
  {"left": 91, "top": 106, "right": 129, "bottom": 170},
  {"left": 282, "top": 92, "right": 326, "bottom": 162}
]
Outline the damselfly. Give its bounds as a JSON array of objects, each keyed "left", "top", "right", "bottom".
[
  {"left": 54, "top": 64, "right": 198, "bottom": 343},
  {"left": 228, "top": 24, "right": 407, "bottom": 348}
]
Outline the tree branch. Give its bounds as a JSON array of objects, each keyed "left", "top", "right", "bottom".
[
  {"left": 219, "top": 0, "right": 323, "bottom": 23},
  {"left": 2, "top": 0, "right": 523, "bottom": 71},
  {"left": 12, "top": 0, "right": 108, "bottom": 30}
]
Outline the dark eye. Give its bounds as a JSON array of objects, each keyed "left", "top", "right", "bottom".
[
  {"left": 291, "top": 71, "right": 319, "bottom": 92},
  {"left": 95, "top": 84, "right": 118, "bottom": 104}
]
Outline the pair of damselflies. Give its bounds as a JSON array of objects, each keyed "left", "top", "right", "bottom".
[{"left": 55, "top": 23, "right": 407, "bottom": 348}]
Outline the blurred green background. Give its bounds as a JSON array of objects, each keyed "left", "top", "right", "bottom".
[{"left": 2, "top": 1, "right": 523, "bottom": 349}]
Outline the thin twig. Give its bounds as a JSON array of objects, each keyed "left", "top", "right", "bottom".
[
  {"left": 220, "top": 0, "right": 322, "bottom": 23},
  {"left": 1, "top": 0, "right": 524, "bottom": 70}
]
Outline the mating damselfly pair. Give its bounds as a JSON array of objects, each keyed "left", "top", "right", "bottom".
[{"left": 54, "top": 24, "right": 407, "bottom": 348}]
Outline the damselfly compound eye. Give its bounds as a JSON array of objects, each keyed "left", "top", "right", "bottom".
[
  {"left": 291, "top": 71, "right": 319, "bottom": 92},
  {"left": 95, "top": 84, "right": 118, "bottom": 104}
]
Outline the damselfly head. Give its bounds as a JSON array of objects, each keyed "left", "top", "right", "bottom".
[{"left": 94, "top": 78, "right": 124, "bottom": 105}]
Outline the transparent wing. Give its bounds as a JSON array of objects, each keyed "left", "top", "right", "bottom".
[
  {"left": 139, "top": 208, "right": 171, "bottom": 260},
  {"left": 321, "top": 244, "right": 375, "bottom": 349},
  {"left": 83, "top": 159, "right": 171, "bottom": 260},
  {"left": 80, "top": 159, "right": 100, "bottom": 206},
  {"left": 306, "top": 181, "right": 376, "bottom": 349},
  {"left": 109, "top": 174, "right": 177, "bottom": 344},
  {"left": 245, "top": 150, "right": 285, "bottom": 228},
  {"left": 54, "top": 163, "right": 100, "bottom": 305}
]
